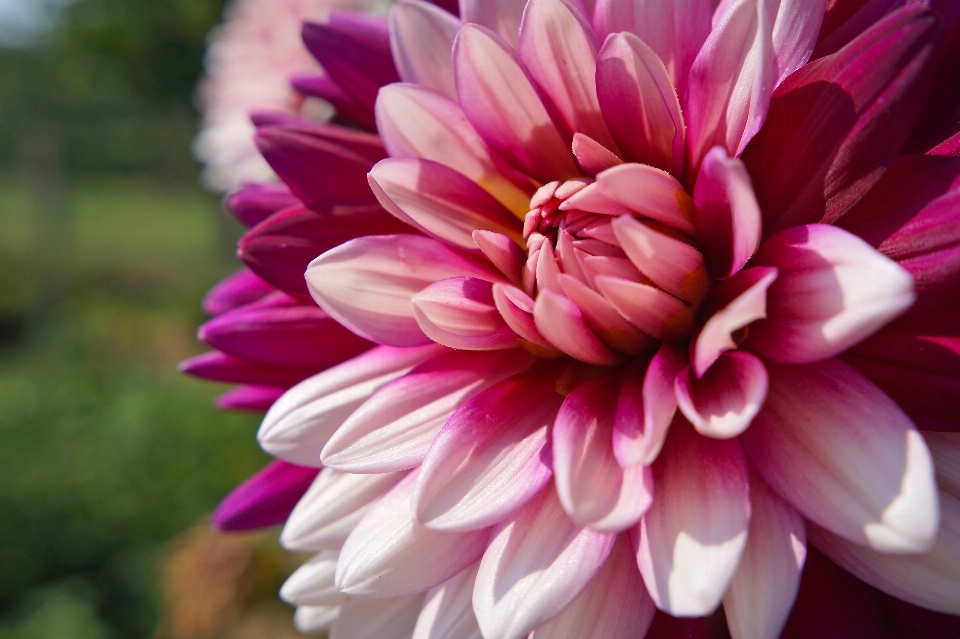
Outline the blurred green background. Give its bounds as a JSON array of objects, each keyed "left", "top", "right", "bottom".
[{"left": 0, "top": 1, "right": 290, "bottom": 637}]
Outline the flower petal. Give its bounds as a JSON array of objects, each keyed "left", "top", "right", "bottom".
[
  {"left": 336, "top": 470, "right": 490, "bottom": 597},
  {"left": 675, "top": 351, "right": 769, "bottom": 439},
  {"left": 556, "top": 274, "right": 656, "bottom": 354},
  {"left": 306, "top": 234, "right": 503, "bottom": 347},
  {"left": 414, "top": 372, "right": 561, "bottom": 532},
  {"left": 808, "top": 489, "right": 960, "bottom": 614},
  {"left": 533, "top": 289, "right": 621, "bottom": 365},
  {"left": 473, "top": 230, "right": 525, "bottom": 284},
  {"left": 321, "top": 349, "right": 535, "bottom": 473},
  {"left": 692, "top": 147, "right": 763, "bottom": 279},
  {"left": 595, "top": 163, "right": 695, "bottom": 234},
  {"left": 330, "top": 594, "right": 426, "bottom": 639},
  {"left": 634, "top": 422, "right": 750, "bottom": 616},
  {"left": 473, "top": 487, "right": 616, "bottom": 639},
  {"left": 741, "top": 357, "right": 940, "bottom": 553},
  {"left": 453, "top": 24, "right": 579, "bottom": 182},
  {"left": 211, "top": 461, "right": 319, "bottom": 532},
  {"left": 225, "top": 183, "right": 299, "bottom": 228},
  {"left": 258, "top": 345, "right": 443, "bottom": 466},
  {"left": 595, "top": 276, "right": 694, "bottom": 341},
  {"left": 613, "top": 345, "right": 686, "bottom": 468},
  {"left": 529, "top": 535, "right": 656, "bottom": 639},
  {"left": 749, "top": 224, "right": 915, "bottom": 364},
  {"left": 202, "top": 268, "right": 274, "bottom": 316},
  {"left": 572, "top": 132, "right": 624, "bottom": 175},
  {"left": 554, "top": 372, "right": 654, "bottom": 532},
  {"left": 413, "top": 277, "right": 519, "bottom": 350},
  {"left": 281, "top": 468, "right": 406, "bottom": 552},
  {"left": 413, "top": 561, "right": 483, "bottom": 639},
  {"left": 596, "top": 32, "right": 685, "bottom": 177},
  {"left": 460, "top": 0, "right": 527, "bottom": 49},
  {"left": 295, "top": 605, "right": 340, "bottom": 633},
  {"left": 390, "top": 0, "right": 460, "bottom": 99},
  {"left": 216, "top": 385, "right": 285, "bottom": 413},
  {"left": 369, "top": 158, "right": 523, "bottom": 250},
  {"left": 375, "top": 83, "right": 533, "bottom": 215},
  {"left": 722, "top": 474, "right": 806, "bottom": 639},
  {"left": 492, "top": 284, "right": 560, "bottom": 355},
  {"left": 924, "top": 432, "right": 960, "bottom": 499},
  {"left": 519, "top": 0, "right": 616, "bottom": 150},
  {"left": 281, "top": 551, "right": 347, "bottom": 607}
]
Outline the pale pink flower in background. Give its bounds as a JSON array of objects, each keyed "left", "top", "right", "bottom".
[
  {"left": 183, "top": 0, "right": 960, "bottom": 637},
  {"left": 194, "top": 0, "right": 393, "bottom": 191}
]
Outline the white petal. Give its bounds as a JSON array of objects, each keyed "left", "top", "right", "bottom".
[
  {"left": 473, "top": 488, "right": 615, "bottom": 639},
  {"left": 281, "top": 551, "right": 348, "bottom": 607},
  {"left": 295, "top": 605, "right": 340, "bottom": 633},
  {"left": 331, "top": 594, "right": 426, "bottom": 639},
  {"left": 391, "top": 0, "right": 460, "bottom": 99},
  {"left": 413, "top": 561, "right": 482, "bottom": 639}
]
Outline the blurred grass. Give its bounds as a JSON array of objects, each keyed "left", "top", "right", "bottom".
[{"left": 0, "top": 173, "right": 271, "bottom": 638}]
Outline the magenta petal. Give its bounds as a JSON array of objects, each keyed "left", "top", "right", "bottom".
[
  {"left": 453, "top": 24, "right": 579, "bottom": 183},
  {"left": 211, "top": 460, "right": 320, "bottom": 531},
  {"left": 412, "top": 277, "right": 519, "bottom": 350},
  {"left": 199, "top": 293, "right": 372, "bottom": 370},
  {"left": 519, "top": 0, "right": 616, "bottom": 150},
  {"left": 238, "top": 203, "right": 410, "bottom": 301},
  {"left": 413, "top": 372, "right": 562, "bottom": 531},
  {"left": 225, "top": 183, "right": 299, "bottom": 228},
  {"left": 389, "top": 0, "right": 460, "bottom": 99},
  {"left": 178, "top": 351, "right": 314, "bottom": 388},
  {"left": 749, "top": 224, "right": 915, "bottom": 364},
  {"left": 692, "top": 147, "right": 763, "bottom": 279},
  {"left": 553, "top": 371, "right": 654, "bottom": 532},
  {"left": 306, "top": 234, "right": 503, "bottom": 347},
  {"left": 596, "top": 32, "right": 685, "bottom": 177},
  {"left": 814, "top": 0, "right": 904, "bottom": 59},
  {"left": 292, "top": 73, "right": 374, "bottom": 130},
  {"left": 368, "top": 157, "right": 523, "bottom": 249},
  {"left": 675, "top": 351, "right": 769, "bottom": 439},
  {"left": 474, "top": 230, "right": 525, "bottom": 284},
  {"left": 743, "top": 6, "right": 943, "bottom": 233},
  {"left": 216, "top": 385, "right": 286, "bottom": 413},
  {"left": 533, "top": 289, "right": 621, "bottom": 365},
  {"left": 202, "top": 268, "right": 275, "bottom": 316}
]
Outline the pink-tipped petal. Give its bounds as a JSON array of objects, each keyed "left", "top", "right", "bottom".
[
  {"left": 369, "top": 158, "right": 523, "bottom": 250},
  {"left": 390, "top": 0, "right": 461, "bottom": 99},
  {"left": 596, "top": 32, "right": 685, "bottom": 176},
  {"left": 375, "top": 84, "right": 533, "bottom": 215},
  {"left": 692, "top": 147, "right": 763, "bottom": 279},
  {"left": 460, "top": 0, "right": 527, "bottom": 49},
  {"left": 529, "top": 535, "right": 656, "bottom": 639},
  {"left": 769, "top": 0, "right": 826, "bottom": 85},
  {"left": 258, "top": 345, "right": 444, "bottom": 466},
  {"left": 519, "top": 0, "right": 616, "bottom": 150},
  {"left": 554, "top": 372, "right": 654, "bottom": 532},
  {"left": 473, "top": 230, "right": 525, "bottom": 284},
  {"left": 692, "top": 267, "right": 777, "bottom": 377},
  {"left": 557, "top": 274, "right": 656, "bottom": 354},
  {"left": 560, "top": 181, "right": 635, "bottom": 217},
  {"left": 413, "top": 277, "right": 519, "bottom": 350},
  {"left": 741, "top": 358, "right": 940, "bottom": 553},
  {"left": 453, "top": 24, "right": 579, "bottom": 183},
  {"left": 593, "top": 0, "right": 712, "bottom": 98},
  {"left": 473, "top": 487, "right": 616, "bottom": 639},
  {"left": 611, "top": 215, "right": 711, "bottom": 305},
  {"left": 492, "top": 284, "right": 561, "bottom": 354},
  {"left": 675, "top": 351, "right": 769, "bottom": 439},
  {"left": 572, "top": 133, "right": 624, "bottom": 175},
  {"left": 723, "top": 474, "right": 807, "bottom": 639},
  {"left": 634, "top": 422, "right": 751, "bottom": 616},
  {"left": 306, "top": 234, "right": 503, "bottom": 348},
  {"left": 749, "top": 224, "right": 916, "bottom": 364},
  {"left": 321, "top": 349, "right": 535, "bottom": 473},
  {"left": 595, "top": 276, "right": 694, "bottom": 341},
  {"left": 808, "top": 491, "right": 960, "bottom": 615},
  {"left": 533, "top": 289, "right": 621, "bottom": 365},
  {"left": 685, "top": 0, "right": 776, "bottom": 172},
  {"left": 414, "top": 373, "right": 562, "bottom": 531},
  {"left": 336, "top": 470, "right": 490, "bottom": 597},
  {"left": 413, "top": 562, "right": 483, "bottom": 639},
  {"left": 211, "top": 460, "right": 320, "bottom": 532},
  {"left": 595, "top": 163, "right": 695, "bottom": 234},
  {"left": 281, "top": 468, "right": 406, "bottom": 552}
]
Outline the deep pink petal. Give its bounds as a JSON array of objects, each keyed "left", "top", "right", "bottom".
[
  {"left": 211, "top": 460, "right": 319, "bottom": 531},
  {"left": 633, "top": 421, "right": 750, "bottom": 616},
  {"left": 492, "top": 284, "right": 561, "bottom": 355},
  {"left": 412, "top": 277, "right": 519, "bottom": 350},
  {"left": 369, "top": 158, "right": 523, "bottom": 249},
  {"left": 178, "top": 351, "right": 314, "bottom": 388},
  {"left": 474, "top": 230, "right": 526, "bottom": 284},
  {"left": 554, "top": 371, "right": 654, "bottom": 532},
  {"left": 749, "top": 224, "right": 915, "bottom": 364},
  {"left": 454, "top": 24, "right": 579, "bottom": 183},
  {"left": 596, "top": 33, "right": 685, "bottom": 177},
  {"left": 557, "top": 274, "right": 656, "bottom": 354},
  {"left": 225, "top": 183, "right": 299, "bottom": 228},
  {"left": 306, "top": 234, "right": 503, "bottom": 347},
  {"left": 692, "top": 146, "right": 763, "bottom": 279},
  {"left": 390, "top": 0, "right": 460, "bottom": 99},
  {"left": 741, "top": 358, "right": 939, "bottom": 553},
  {"left": 742, "top": 6, "right": 943, "bottom": 233},
  {"left": 216, "top": 385, "right": 286, "bottom": 413},
  {"left": 413, "top": 372, "right": 562, "bottom": 531},
  {"left": 675, "top": 351, "right": 769, "bottom": 439},
  {"left": 572, "top": 133, "right": 624, "bottom": 175},
  {"left": 533, "top": 289, "right": 621, "bottom": 365},
  {"left": 595, "top": 276, "right": 694, "bottom": 341},
  {"left": 595, "top": 163, "right": 695, "bottom": 234},
  {"left": 202, "top": 268, "right": 275, "bottom": 316}
]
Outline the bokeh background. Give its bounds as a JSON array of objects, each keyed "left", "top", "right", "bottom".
[{"left": 0, "top": 1, "right": 302, "bottom": 637}]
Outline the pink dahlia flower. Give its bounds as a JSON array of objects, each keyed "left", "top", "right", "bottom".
[
  {"left": 194, "top": 0, "right": 394, "bottom": 191},
  {"left": 186, "top": 0, "right": 960, "bottom": 637}
]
